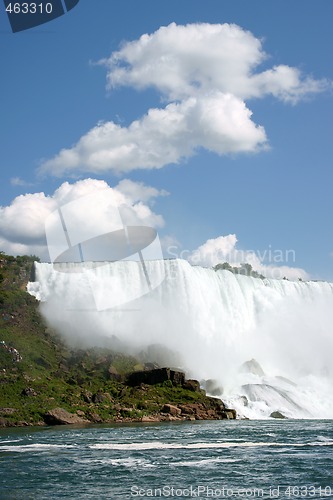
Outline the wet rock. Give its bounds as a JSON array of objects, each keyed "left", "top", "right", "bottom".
[
  {"left": 270, "top": 411, "right": 287, "bottom": 419},
  {"left": 224, "top": 409, "right": 237, "bottom": 419},
  {"left": 205, "top": 396, "right": 226, "bottom": 410},
  {"left": 240, "top": 395, "right": 249, "bottom": 407}
]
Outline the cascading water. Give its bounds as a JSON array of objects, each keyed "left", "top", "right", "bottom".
[{"left": 27, "top": 259, "right": 333, "bottom": 419}]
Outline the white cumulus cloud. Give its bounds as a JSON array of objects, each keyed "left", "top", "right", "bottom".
[
  {"left": 0, "top": 179, "right": 166, "bottom": 260},
  {"left": 39, "top": 22, "right": 329, "bottom": 177},
  {"left": 106, "top": 22, "right": 327, "bottom": 102},
  {"left": 40, "top": 93, "right": 267, "bottom": 176}
]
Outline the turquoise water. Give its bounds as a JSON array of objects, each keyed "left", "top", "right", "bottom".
[{"left": 0, "top": 420, "right": 332, "bottom": 499}]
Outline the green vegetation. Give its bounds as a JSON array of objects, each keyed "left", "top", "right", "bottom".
[
  {"left": 213, "top": 262, "right": 265, "bottom": 279},
  {"left": 0, "top": 253, "right": 218, "bottom": 426}
]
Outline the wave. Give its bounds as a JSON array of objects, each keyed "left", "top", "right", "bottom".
[
  {"left": 89, "top": 440, "right": 333, "bottom": 451},
  {"left": 0, "top": 444, "right": 76, "bottom": 453}
]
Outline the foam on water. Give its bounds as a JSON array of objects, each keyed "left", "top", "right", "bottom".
[
  {"left": 88, "top": 440, "right": 328, "bottom": 451},
  {"left": 0, "top": 444, "right": 76, "bottom": 453},
  {"left": 173, "top": 458, "right": 241, "bottom": 466}
]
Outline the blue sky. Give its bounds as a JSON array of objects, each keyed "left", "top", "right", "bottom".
[{"left": 1, "top": 0, "right": 333, "bottom": 280}]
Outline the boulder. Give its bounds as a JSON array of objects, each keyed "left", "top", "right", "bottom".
[
  {"left": 163, "top": 415, "right": 179, "bottom": 422},
  {"left": 88, "top": 412, "right": 103, "bottom": 423},
  {"left": 21, "top": 387, "right": 37, "bottom": 397},
  {"left": 0, "top": 407, "right": 16, "bottom": 415},
  {"left": 108, "top": 365, "right": 122, "bottom": 381},
  {"left": 161, "top": 404, "right": 181, "bottom": 416},
  {"left": 178, "top": 404, "right": 195, "bottom": 415},
  {"left": 182, "top": 379, "right": 201, "bottom": 392},
  {"left": 270, "top": 411, "right": 286, "bottom": 419},
  {"left": 92, "top": 392, "right": 111, "bottom": 403},
  {"left": 44, "top": 408, "right": 90, "bottom": 425},
  {"left": 81, "top": 390, "right": 93, "bottom": 403},
  {"left": 182, "top": 403, "right": 201, "bottom": 415}
]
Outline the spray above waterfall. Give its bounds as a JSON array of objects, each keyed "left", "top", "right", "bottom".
[{"left": 43, "top": 188, "right": 166, "bottom": 310}]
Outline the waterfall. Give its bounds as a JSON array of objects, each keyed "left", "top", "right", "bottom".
[{"left": 28, "top": 259, "right": 333, "bottom": 419}]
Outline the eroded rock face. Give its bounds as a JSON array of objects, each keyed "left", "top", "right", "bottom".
[
  {"left": 160, "top": 399, "right": 237, "bottom": 421},
  {"left": 44, "top": 408, "right": 90, "bottom": 425},
  {"left": 126, "top": 367, "right": 185, "bottom": 387}
]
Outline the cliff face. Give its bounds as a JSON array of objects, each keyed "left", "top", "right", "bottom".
[{"left": 0, "top": 253, "right": 236, "bottom": 427}]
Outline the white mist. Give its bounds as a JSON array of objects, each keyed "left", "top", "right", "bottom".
[{"left": 28, "top": 259, "right": 333, "bottom": 419}]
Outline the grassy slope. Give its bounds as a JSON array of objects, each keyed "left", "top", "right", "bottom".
[{"left": 0, "top": 253, "right": 213, "bottom": 426}]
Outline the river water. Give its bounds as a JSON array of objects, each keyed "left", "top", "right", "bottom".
[{"left": 0, "top": 419, "right": 332, "bottom": 499}]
